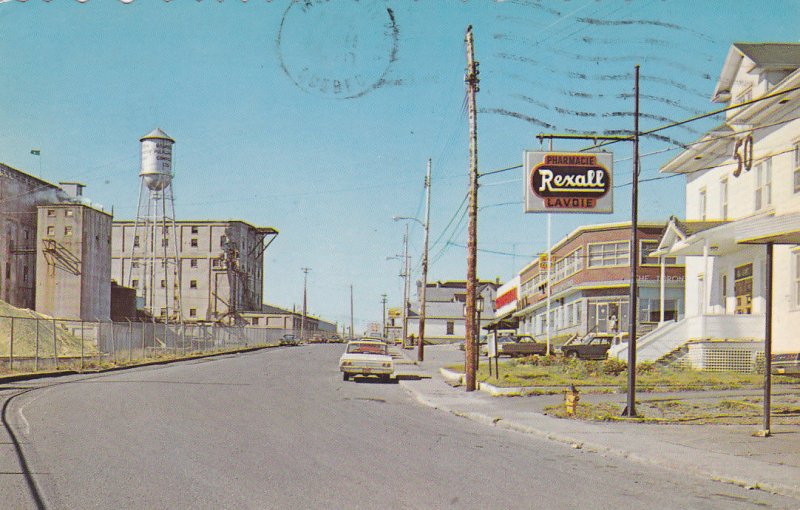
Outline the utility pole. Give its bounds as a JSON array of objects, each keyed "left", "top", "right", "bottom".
[
  {"left": 350, "top": 284, "right": 354, "bottom": 340},
  {"left": 401, "top": 223, "right": 410, "bottom": 348},
  {"left": 464, "top": 25, "right": 480, "bottom": 392},
  {"left": 623, "top": 66, "right": 641, "bottom": 418},
  {"left": 381, "top": 294, "right": 388, "bottom": 339},
  {"left": 418, "top": 158, "right": 432, "bottom": 362},
  {"left": 300, "top": 267, "right": 310, "bottom": 341}
]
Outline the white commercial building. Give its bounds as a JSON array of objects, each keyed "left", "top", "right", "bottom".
[{"left": 637, "top": 43, "right": 800, "bottom": 373}]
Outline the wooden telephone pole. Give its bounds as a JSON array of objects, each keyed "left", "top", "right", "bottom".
[{"left": 464, "top": 25, "right": 480, "bottom": 392}]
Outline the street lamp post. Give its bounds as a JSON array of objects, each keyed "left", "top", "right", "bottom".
[{"left": 393, "top": 189, "right": 431, "bottom": 362}]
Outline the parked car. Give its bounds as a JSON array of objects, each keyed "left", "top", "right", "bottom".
[
  {"left": 560, "top": 333, "right": 614, "bottom": 360},
  {"left": 328, "top": 334, "right": 344, "bottom": 343},
  {"left": 280, "top": 334, "right": 301, "bottom": 346},
  {"left": 339, "top": 340, "right": 394, "bottom": 382},
  {"left": 497, "top": 335, "right": 551, "bottom": 357}
]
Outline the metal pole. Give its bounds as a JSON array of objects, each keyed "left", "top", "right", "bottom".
[
  {"left": 111, "top": 319, "right": 117, "bottom": 364},
  {"left": 80, "top": 320, "right": 85, "bottom": 372},
  {"left": 761, "top": 242, "right": 774, "bottom": 436},
  {"left": 401, "top": 223, "right": 409, "bottom": 348},
  {"left": 301, "top": 267, "right": 310, "bottom": 341},
  {"left": 381, "top": 294, "right": 387, "bottom": 339},
  {"left": 418, "top": 158, "right": 432, "bottom": 362},
  {"left": 546, "top": 213, "right": 552, "bottom": 355},
  {"left": 35, "top": 317, "right": 39, "bottom": 372},
  {"left": 53, "top": 318, "right": 58, "bottom": 370},
  {"left": 127, "top": 319, "right": 133, "bottom": 363},
  {"left": 141, "top": 320, "right": 146, "bottom": 359},
  {"left": 350, "top": 284, "right": 354, "bottom": 340},
  {"left": 9, "top": 317, "right": 14, "bottom": 371},
  {"left": 624, "top": 65, "right": 641, "bottom": 418},
  {"left": 464, "top": 25, "right": 480, "bottom": 392}
]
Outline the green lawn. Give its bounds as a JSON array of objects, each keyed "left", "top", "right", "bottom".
[{"left": 448, "top": 356, "right": 776, "bottom": 393}]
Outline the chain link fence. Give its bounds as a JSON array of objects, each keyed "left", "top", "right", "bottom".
[{"left": 0, "top": 314, "right": 295, "bottom": 373}]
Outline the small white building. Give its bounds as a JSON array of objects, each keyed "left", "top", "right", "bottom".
[{"left": 643, "top": 43, "right": 800, "bottom": 373}]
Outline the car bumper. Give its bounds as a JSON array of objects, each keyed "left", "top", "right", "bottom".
[{"left": 340, "top": 366, "right": 393, "bottom": 375}]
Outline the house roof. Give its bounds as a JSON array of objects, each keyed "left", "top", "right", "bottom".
[{"left": 713, "top": 43, "right": 800, "bottom": 103}]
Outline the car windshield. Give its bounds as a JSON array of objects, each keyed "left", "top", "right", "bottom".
[{"left": 347, "top": 343, "right": 387, "bottom": 355}]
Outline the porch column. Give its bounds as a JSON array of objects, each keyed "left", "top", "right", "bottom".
[{"left": 659, "top": 255, "right": 666, "bottom": 323}]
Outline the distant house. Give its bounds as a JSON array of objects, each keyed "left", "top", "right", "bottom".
[{"left": 406, "top": 280, "right": 500, "bottom": 344}]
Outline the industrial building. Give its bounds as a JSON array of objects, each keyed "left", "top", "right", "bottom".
[
  {"left": 0, "top": 163, "right": 66, "bottom": 310},
  {"left": 35, "top": 195, "right": 112, "bottom": 321},
  {"left": 111, "top": 220, "right": 278, "bottom": 323}
]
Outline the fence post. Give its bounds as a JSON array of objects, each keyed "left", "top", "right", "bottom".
[
  {"left": 80, "top": 320, "right": 85, "bottom": 372},
  {"left": 9, "top": 317, "right": 14, "bottom": 371},
  {"left": 182, "top": 322, "right": 187, "bottom": 356},
  {"left": 141, "top": 321, "right": 146, "bottom": 359},
  {"left": 35, "top": 317, "right": 39, "bottom": 372},
  {"left": 127, "top": 319, "right": 133, "bottom": 363},
  {"left": 53, "top": 318, "right": 58, "bottom": 370},
  {"left": 111, "top": 320, "right": 117, "bottom": 365}
]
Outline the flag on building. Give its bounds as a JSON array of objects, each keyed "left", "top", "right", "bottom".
[{"left": 30, "top": 149, "right": 40, "bottom": 155}]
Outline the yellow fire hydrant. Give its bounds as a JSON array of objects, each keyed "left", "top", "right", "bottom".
[{"left": 564, "top": 384, "right": 580, "bottom": 416}]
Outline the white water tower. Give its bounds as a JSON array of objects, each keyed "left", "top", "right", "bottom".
[{"left": 128, "top": 128, "right": 182, "bottom": 322}]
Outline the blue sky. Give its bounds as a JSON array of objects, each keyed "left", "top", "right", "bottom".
[{"left": 1, "top": 1, "right": 798, "bottom": 332}]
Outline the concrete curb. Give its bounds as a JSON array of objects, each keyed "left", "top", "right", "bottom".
[
  {"left": 404, "top": 371, "right": 800, "bottom": 501},
  {"left": 0, "top": 344, "right": 280, "bottom": 384}
]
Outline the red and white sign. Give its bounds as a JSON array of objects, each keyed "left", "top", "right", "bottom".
[{"left": 524, "top": 151, "right": 613, "bottom": 214}]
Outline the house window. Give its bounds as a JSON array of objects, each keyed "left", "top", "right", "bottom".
[
  {"left": 252, "top": 318, "right": 259, "bottom": 326},
  {"left": 446, "top": 321, "right": 454, "bottom": 335},
  {"left": 132, "top": 261, "right": 140, "bottom": 269},
  {"left": 588, "top": 241, "right": 630, "bottom": 267},
  {"left": 794, "top": 143, "right": 800, "bottom": 193},
  {"left": 189, "top": 308, "right": 197, "bottom": 317},
  {"left": 64, "top": 226, "right": 73, "bottom": 236},
  {"left": 131, "top": 279, "right": 139, "bottom": 288},
  {"left": 220, "top": 235, "right": 227, "bottom": 247},
  {"left": 162, "top": 238, "right": 169, "bottom": 247},
  {"left": 160, "top": 307, "right": 167, "bottom": 317},
  {"left": 698, "top": 188, "right": 707, "bottom": 220},
  {"left": 190, "top": 280, "right": 197, "bottom": 289},
  {"left": 65, "top": 209, "right": 74, "bottom": 217},
  {"left": 191, "top": 226, "right": 199, "bottom": 234},
  {"left": 190, "top": 259, "right": 198, "bottom": 268},
  {"left": 190, "top": 238, "right": 198, "bottom": 247},
  {"left": 47, "top": 209, "right": 55, "bottom": 217},
  {"left": 720, "top": 178, "right": 728, "bottom": 219},
  {"left": 46, "top": 226, "right": 55, "bottom": 236},
  {"left": 160, "top": 279, "right": 166, "bottom": 288},
  {"left": 133, "top": 236, "right": 140, "bottom": 248},
  {"left": 755, "top": 159, "right": 772, "bottom": 210},
  {"left": 640, "top": 240, "right": 677, "bottom": 265}
]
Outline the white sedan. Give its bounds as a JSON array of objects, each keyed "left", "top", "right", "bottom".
[{"left": 339, "top": 340, "right": 394, "bottom": 382}]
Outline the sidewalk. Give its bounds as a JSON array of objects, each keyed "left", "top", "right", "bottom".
[{"left": 393, "top": 344, "right": 800, "bottom": 500}]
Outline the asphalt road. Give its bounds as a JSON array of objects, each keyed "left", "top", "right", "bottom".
[{"left": 2, "top": 344, "right": 798, "bottom": 509}]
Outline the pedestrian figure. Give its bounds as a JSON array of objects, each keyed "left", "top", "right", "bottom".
[{"left": 609, "top": 314, "right": 618, "bottom": 333}]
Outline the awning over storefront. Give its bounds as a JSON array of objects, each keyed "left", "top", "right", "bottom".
[{"left": 483, "top": 310, "right": 519, "bottom": 331}]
